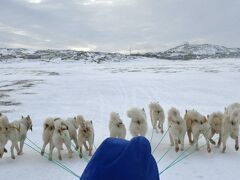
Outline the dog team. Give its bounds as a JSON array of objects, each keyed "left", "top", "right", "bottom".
[{"left": 0, "top": 102, "right": 240, "bottom": 161}]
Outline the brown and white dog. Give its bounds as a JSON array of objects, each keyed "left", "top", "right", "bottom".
[
  {"left": 207, "top": 112, "right": 224, "bottom": 147},
  {"left": 41, "top": 117, "right": 55, "bottom": 156},
  {"left": 168, "top": 107, "right": 186, "bottom": 152},
  {"left": 184, "top": 110, "right": 211, "bottom": 152},
  {"left": 49, "top": 118, "right": 73, "bottom": 161},
  {"left": 0, "top": 115, "right": 33, "bottom": 159},
  {"left": 77, "top": 116, "right": 94, "bottom": 158},
  {"left": 149, "top": 102, "right": 165, "bottom": 133},
  {"left": 0, "top": 113, "right": 9, "bottom": 157},
  {"left": 65, "top": 117, "right": 80, "bottom": 150},
  {"left": 222, "top": 103, "right": 240, "bottom": 153}
]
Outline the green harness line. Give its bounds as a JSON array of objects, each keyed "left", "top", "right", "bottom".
[
  {"left": 159, "top": 138, "right": 215, "bottom": 175},
  {"left": 159, "top": 136, "right": 217, "bottom": 176},
  {"left": 156, "top": 146, "right": 173, "bottom": 164},
  {"left": 24, "top": 139, "right": 80, "bottom": 179},
  {"left": 152, "top": 127, "right": 169, "bottom": 153}
]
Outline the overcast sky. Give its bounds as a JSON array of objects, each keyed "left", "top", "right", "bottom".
[{"left": 0, "top": 0, "right": 239, "bottom": 52}]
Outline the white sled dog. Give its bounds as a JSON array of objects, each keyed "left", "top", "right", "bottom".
[
  {"left": 127, "top": 107, "right": 148, "bottom": 137},
  {"left": 168, "top": 107, "right": 186, "bottom": 152},
  {"left": 149, "top": 102, "right": 165, "bottom": 133},
  {"left": 77, "top": 115, "right": 94, "bottom": 158},
  {"left": 222, "top": 103, "right": 240, "bottom": 153},
  {"left": 65, "top": 117, "right": 79, "bottom": 150},
  {"left": 109, "top": 112, "right": 126, "bottom": 139},
  {"left": 2, "top": 115, "right": 33, "bottom": 159},
  {"left": 41, "top": 117, "right": 55, "bottom": 156},
  {"left": 184, "top": 110, "right": 211, "bottom": 152},
  {"left": 0, "top": 113, "right": 9, "bottom": 156},
  {"left": 49, "top": 118, "right": 73, "bottom": 161},
  {"left": 207, "top": 112, "right": 224, "bottom": 147}
]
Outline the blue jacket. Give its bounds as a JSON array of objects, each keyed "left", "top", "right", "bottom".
[{"left": 81, "top": 136, "right": 159, "bottom": 180}]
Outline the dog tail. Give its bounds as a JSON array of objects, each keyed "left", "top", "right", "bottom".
[{"left": 127, "top": 108, "right": 145, "bottom": 120}]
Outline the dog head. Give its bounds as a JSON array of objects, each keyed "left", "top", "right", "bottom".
[
  {"left": 230, "top": 109, "right": 240, "bottom": 126},
  {"left": 21, "top": 115, "right": 33, "bottom": 131}
]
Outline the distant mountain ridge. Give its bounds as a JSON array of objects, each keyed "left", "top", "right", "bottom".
[
  {"left": 133, "top": 43, "right": 240, "bottom": 60},
  {"left": 1, "top": 43, "right": 240, "bottom": 61}
]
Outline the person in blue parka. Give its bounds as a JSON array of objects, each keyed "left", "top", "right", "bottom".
[{"left": 80, "top": 136, "right": 159, "bottom": 180}]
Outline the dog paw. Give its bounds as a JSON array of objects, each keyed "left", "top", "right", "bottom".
[
  {"left": 175, "top": 147, "right": 179, "bottom": 152},
  {"left": 4, "top": 148, "right": 7, "bottom": 153},
  {"left": 79, "top": 154, "right": 83, "bottom": 159},
  {"left": 207, "top": 147, "right": 211, "bottom": 153},
  {"left": 17, "top": 151, "right": 23, "bottom": 156},
  {"left": 235, "top": 145, "right": 239, "bottom": 151},
  {"left": 58, "top": 156, "right": 62, "bottom": 161},
  {"left": 41, "top": 151, "right": 44, "bottom": 156},
  {"left": 11, "top": 155, "right": 15, "bottom": 159},
  {"left": 48, "top": 157, "right": 52, "bottom": 161},
  {"left": 161, "top": 130, "right": 164, "bottom": 134},
  {"left": 222, "top": 146, "right": 226, "bottom": 153}
]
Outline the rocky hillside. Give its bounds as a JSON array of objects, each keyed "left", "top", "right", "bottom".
[
  {"left": 1, "top": 43, "right": 240, "bottom": 61},
  {"left": 133, "top": 43, "right": 240, "bottom": 60}
]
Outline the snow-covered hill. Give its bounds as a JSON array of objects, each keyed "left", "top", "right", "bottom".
[
  {"left": 0, "top": 48, "right": 134, "bottom": 63},
  {"left": 1, "top": 43, "right": 240, "bottom": 61},
  {"left": 134, "top": 43, "right": 240, "bottom": 60}
]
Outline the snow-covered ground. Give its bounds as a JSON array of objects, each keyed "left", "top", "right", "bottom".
[{"left": 0, "top": 58, "right": 240, "bottom": 180}]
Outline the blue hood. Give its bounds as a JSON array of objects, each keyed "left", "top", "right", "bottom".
[{"left": 81, "top": 136, "right": 159, "bottom": 180}]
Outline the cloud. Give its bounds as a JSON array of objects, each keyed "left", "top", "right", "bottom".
[{"left": 0, "top": 0, "right": 240, "bottom": 52}]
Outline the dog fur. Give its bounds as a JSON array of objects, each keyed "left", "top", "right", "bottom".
[
  {"left": 109, "top": 112, "right": 126, "bottom": 139},
  {"left": 77, "top": 117, "right": 94, "bottom": 158},
  {"left": 41, "top": 117, "right": 55, "bottom": 156},
  {"left": 65, "top": 117, "right": 79, "bottom": 150},
  {"left": 168, "top": 107, "right": 186, "bottom": 152},
  {"left": 207, "top": 112, "right": 224, "bottom": 147},
  {"left": 0, "top": 122, "right": 8, "bottom": 158},
  {"left": 49, "top": 118, "right": 73, "bottom": 161},
  {"left": 184, "top": 110, "right": 211, "bottom": 152},
  {"left": 149, "top": 102, "right": 165, "bottom": 133},
  {"left": 127, "top": 107, "right": 148, "bottom": 137},
  {"left": 221, "top": 103, "right": 240, "bottom": 153},
  {"left": 0, "top": 113, "right": 9, "bottom": 156},
  {"left": 0, "top": 113, "right": 9, "bottom": 126}
]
